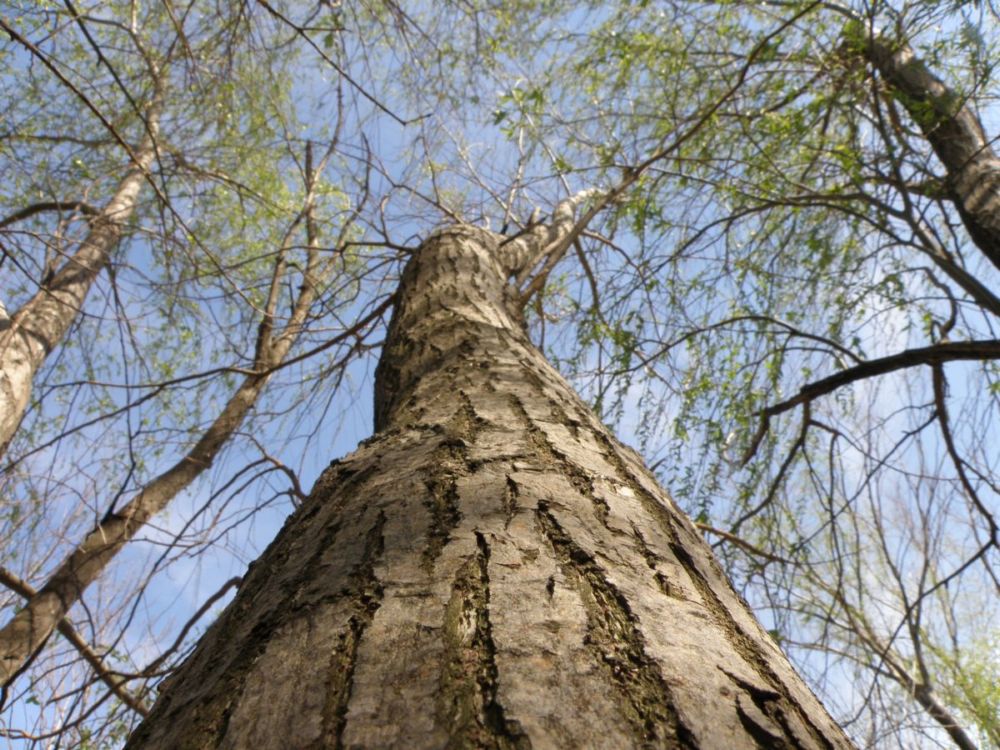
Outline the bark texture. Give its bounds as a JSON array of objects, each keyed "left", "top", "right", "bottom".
[
  {"left": 127, "top": 223, "right": 853, "bottom": 749},
  {"left": 866, "top": 35, "right": 1000, "bottom": 272}
]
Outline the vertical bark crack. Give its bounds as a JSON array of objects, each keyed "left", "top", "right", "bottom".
[
  {"left": 735, "top": 697, "right": 790, "bottom": 750},
  {"left": 423, "top": 448, "right": 465, "bottom": 568},
  {"left": 440, "top": 531, "right": 531, "bottom": 750},
  {"left": 503, "top": 475, "right": 519, "bottom": 528},
  {"left": 423, "top": 397, "right": 483, "bottom": 568},
  {"left": 507, "top": 395, "right": 610, "bottom": 526},
  {"left": 514, "top": 371, "right": 688, "bottom": 586},
  {"left": 663, "top": 536, "right": 833, "bottom": 750},
  {"left": 535, "top": 503, "right": 697, "bottom": 749},
  {"left": 322, "top": 510, "right": 387, "bottom": 749},
  {"left": 725, "top": 668, "right": 803, "bottom": 750},
  {"left": 630, "top": 522, "right": 684, "bottom": 600},
  {"left": 590, "top": 423, "right": 836, "bottom": 750}
]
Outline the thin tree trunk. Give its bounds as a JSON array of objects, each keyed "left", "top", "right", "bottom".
[
  {"left": 0, "top": 104, "right": 161, "bottom": 458},
  {"left": 126, "top": 208, "right": 854, "bottom": 748},
  {"left": 0, "top": 172, "right": 354, "bottom": 687},
  {"left": 865, "top": 35, "right": 1000, "bottom": 272}
]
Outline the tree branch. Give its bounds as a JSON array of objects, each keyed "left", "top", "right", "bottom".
[
  {"left": 743, "top": 340, "right": 1000, "bottom": 463},
  {"left": 862, "top": 30, "right": 1000, "bottom": 273},
  {"left": 0, "top": 567, "right": 149, "bottom": 716},
  {"left": 0, "top": 202, "right": 99, "bottom": 230}
]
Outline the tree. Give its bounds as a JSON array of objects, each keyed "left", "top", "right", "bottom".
[
  {"left": 0, "top": 82, "right": 160, "bottom": 459},
  {"left": 125, "top": 197, "right": 853, "bottom": 749},
  {"left": 0, "top": 0, "right": 997, "bottom": 747},
  {"left": 0, "top": 2, "right": 383, "bottom": 739},
  {"left": 0, "top": 137, "right": 371, "bottom": 690}
]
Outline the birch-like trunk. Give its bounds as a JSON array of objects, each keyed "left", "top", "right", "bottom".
[
  {"left": 865, "top": 35, "right": 1000, "bottom": 272},
  {"left": 126, "top": 218, "right": 853, "bottom": 749},
  {"left": 0, "top": 108, "right": 160, "bottom": 458},
  {"left": 0, "top": 164, "right": 345, "bottom": 687}
]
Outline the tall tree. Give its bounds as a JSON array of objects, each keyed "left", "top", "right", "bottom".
[
  {"left": 1, "top": 0, "right": 997, "bottom": 746},
  {"left": 0, "top": 138, "right": 372, "bottom": 689},
  {"left": 0, "top": 2, "right": 381, "bottom": 739},
  {"left": 0, "top": 107, "right": 159, "bottom": 457},
  {"left": 126, "top": 197, "right": 853, "bottom": 749}
]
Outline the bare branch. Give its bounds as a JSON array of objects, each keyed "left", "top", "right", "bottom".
[
  {"left": 0, "top": 202, "right": 99, "bottom": 230},
  {"left": 743, "top": 340, "right": 1000, "bottom": 463},
  {"left": 0, "top": 567, "right": 149, "bottom": 717}
]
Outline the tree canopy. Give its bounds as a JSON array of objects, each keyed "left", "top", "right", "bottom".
[{"left": 0, "top": 0, "right": 997, "bottom": 746}]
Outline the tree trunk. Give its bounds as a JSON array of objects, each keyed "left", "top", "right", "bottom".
[
  {"left": 126, "top": 221, "right": 854, "bottom": 749},
  {"left": 865, "top": 34, "right": 1000, "bottom": 272},
  {"left": 0, "top": 104, "right": 160, "bottom": 458}
]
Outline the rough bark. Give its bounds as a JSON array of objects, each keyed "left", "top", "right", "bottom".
[
  {"left": 0, "top": 106, "right": 160, "bottom": 459},
  {"left": 865, "top": 35, "right": 1000, "bottom": 273},
  {"left": 126, "top": 217, "right": 854, "bottom": 749}
]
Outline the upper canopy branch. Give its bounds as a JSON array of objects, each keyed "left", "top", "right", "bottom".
[{"left": 497, "top": 188, "right": 603, "bottom": 281}]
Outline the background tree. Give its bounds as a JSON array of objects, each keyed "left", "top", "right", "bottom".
[
  {"left": 0, "top": 0, "right": 996, "bottom": 747},
  {"left": 0, "top": 1, "right": 386, "bottom": 740}
]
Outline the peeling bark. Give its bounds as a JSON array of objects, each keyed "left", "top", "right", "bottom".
[{"left": 127, "top": 215, "right": 853, "bottom": 748}]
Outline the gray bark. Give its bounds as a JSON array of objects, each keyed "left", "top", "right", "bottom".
[
  {"left": 865, "top": 35, "right": 1000, "bottom": 273},
  {"left": 0, "top": 106, "right": 160, "bottom": 458},
  {"left": 126, "top": 217, "right": 854, "bottom": 749}
]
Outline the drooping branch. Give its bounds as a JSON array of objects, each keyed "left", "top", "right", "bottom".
[
  {"left": 825, "top": 586, "right": 980, "bottom": 750},
  {"left": 932, "top": 363, "right": 998, "bottom": 544}
]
